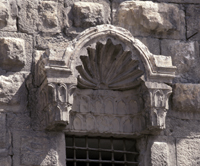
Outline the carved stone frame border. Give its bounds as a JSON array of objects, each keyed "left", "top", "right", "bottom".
[{"left": 30, "top": 24, "right": 176, "bottom": 133}]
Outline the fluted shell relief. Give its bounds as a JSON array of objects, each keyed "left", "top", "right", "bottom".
[{"left": 76, "top": 39, "right": 144, "bottom": 90}]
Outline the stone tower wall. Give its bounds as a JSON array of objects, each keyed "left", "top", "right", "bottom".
[{"left": 0, "top": 0, "right": 199, "bottom": 165}]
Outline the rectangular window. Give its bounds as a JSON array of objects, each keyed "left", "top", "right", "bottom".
[{"left": 66, "top": 136, "right": 138, "bottom": 166}]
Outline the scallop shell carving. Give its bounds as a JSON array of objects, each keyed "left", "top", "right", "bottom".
[{"left": 76, "top": 39, "right": 144, "bottom": 90}]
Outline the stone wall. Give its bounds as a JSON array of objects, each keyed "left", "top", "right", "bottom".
[{"left": 0, "top": 0, "right": 199, "bottom": 165}]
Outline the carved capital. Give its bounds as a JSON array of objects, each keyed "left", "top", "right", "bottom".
[
  {"left": 144, "top": 82, "right": 172, "bottom": 130},
  {"left": 29, "top": 50, "right": 76, "bottom": 130}
]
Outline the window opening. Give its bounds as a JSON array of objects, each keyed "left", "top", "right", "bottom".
[{"left": 66, "top": 136, "right": 138, "bottom": 166}]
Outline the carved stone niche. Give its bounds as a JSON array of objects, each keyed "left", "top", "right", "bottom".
[{"left": 29, "top": 25, "right": 176, "bottom": 133}]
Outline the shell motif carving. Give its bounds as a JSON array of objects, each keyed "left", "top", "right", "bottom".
[{"left": 76, "top": 39, "right": 144, "bottom": 90}]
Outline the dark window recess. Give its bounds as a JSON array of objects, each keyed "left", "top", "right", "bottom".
[{"left": 66, "top": 136, "right": 138, "bottom": 166}]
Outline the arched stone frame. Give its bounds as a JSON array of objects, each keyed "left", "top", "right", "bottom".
[
  {"left": 64, "top": 24, "right": 176, "bottom": 83},
  {"left": 30, "top": 24, "right": 176, "bottom": 133}
]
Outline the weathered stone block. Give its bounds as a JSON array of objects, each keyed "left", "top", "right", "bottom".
[
  {"left": 0, "top": 37, "right": 25, "bottom": 71},
  {"left": 137, "top": 37, "right": 160, "bottom": 55},
  {"left": 0, "top": 157, "right": 11, "bottom": 166},
  {"left": 38, "top": 1, "right": 60, "bottom": 33},
  {"left": 17, "top": 0, "right": 39, "bottom": 34},
  {"left": 7, "top": 113, "right": 31, "bottom": 130},
  {"left": 0, "top": 130, "right": 8, "bottom": 149},
  {"left": 69, "top": 88, "right": 145, "bottom": 134},
  {"left": 64, "top": 0, "right": 110, "bottom": 38},
  {"left": 161, "top": 40, "right": 200, "bottom": 83},
  {"left": 20, "top": 136, "right": 58, "bottom": 165},
  {"left": 156, "top": 0, "right": 200, "bottom": 3},
  {"left": 173, "top": 83, "right": 200, "bottom": 113},
  {"left": 139, "top": 136, "right": 176, "bottom": 166},
  {"left": 35, "top": 34, "right": 69, "bottom": 50},
  {"left": 151, "top": 142, "right": 169, "bottom": 166},
  {"left": 0, "top": 113, "right": 6, "bottom": 129},
  {"left": 0, "top": 113, "right": 11, "bottom": 151},
  {"left": 186, "top": 5, "right": 200, "bottom": 40},
  {"left": 72, "top": 2, "right": 105, "bottom": 28},
  {"left": 165, "top": 117, "right": 200, "bottom": 137},
  {"left": 0, "top": 2, "right": 9, "bottom": 28},
  {"left": 115, "top": 1, "right": 185, "bottom": 39},
  {"left": 0, "top": 32, "right": 33, "bottom": 72},
  {"left": 0, "top": 72, "right": 28, "bottom": 106},
  {"left": 177, "top": 138, "right": 200, "bottom": 166},
  {"left": 13, "top": 131, "right": 65, "bottom": 166},
  {"left": 0, "top": 1, "right": 17, "bottom": 31}
]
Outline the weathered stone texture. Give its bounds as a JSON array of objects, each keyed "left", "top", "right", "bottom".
[
  {"left": 38, "top": 1, "right": 60, "bottom": 33},
  {"left": 13, "top": 132, "right": 65, "bottom": 166},
  {"left": 0, "top": 37, "right": 25, "bottom": 72},
  {"left": 64, "top": 0, "right": 110, "bottom": 38},
  {"left": 186, "top": 5, "right": 200, "bottom": 40},
  {"left": 17, "top": 0, "right": 39, "bottom": 34},
  {"left": 137, "top": 37, "right": 160, "bottom": 55},
  {"left": 17, "top": 0, "right": 61, "bottom": 34},
  {"left": 177, "top": 138, "right": 200, "bottom": 166},
  {"left": 0, "top": 0, "right": 199, "bottom": 166},
  {"left": 151, "top": 142, "right": 169, "bottom": 166},
  {"left": 0, "top": 2, "right": 9, "bottom": 28},
  {"left": 0, "top": 0, "right": 17, "bottom": 32},
  {"left": 165, "top": 117, "right": 200, "bottom": 137},
  {"left": 156, "top": 0, "right": 200, "bottom": 3},
  {"left": 0, "top": 157, "right": 11, "bottom": 166},
  {"left": 7, "top": 113, "right": 31, "bottom": 130},
  {"left": 69, "top": 88, "right": 145, "bottom": 134},
  {"left": 173, "top": 84, "right": 200, "bottom": 113},
  {"left": 72, "top": 2, "right": 105, "bottom": 28},
  {"left": 20, "top": 137, "right": 58, "bottom": 165},
  {"left": 140, "top": 136, "right": 176, "bottom": 166},
  {"left": 115, "top": 1, "right": 185, "bottom": 39},
  {"left": 0, "top": 32, "right": 33, "bottom": 72},
  {"left": 161, "top": 40, "right": 200, "bottom": 83},
  {"left": 0, "top": 72, "right": 28, "bottom": 112},
  {"left": 35, "top": 34, "right": 69, "bottom": 50}
]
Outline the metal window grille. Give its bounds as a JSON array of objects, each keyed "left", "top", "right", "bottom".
[{"left": 66, "top": 136, "right": 138, "bottom": 166}]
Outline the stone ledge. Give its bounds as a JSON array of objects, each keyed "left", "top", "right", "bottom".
[{"left": 156, "top": 0, "right": 200, "bottom": 4}]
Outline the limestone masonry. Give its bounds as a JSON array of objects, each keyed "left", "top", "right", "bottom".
[{"left": 0, "top": 0, "right": 200, "bottom": 165}]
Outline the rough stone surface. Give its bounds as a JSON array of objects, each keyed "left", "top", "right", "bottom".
[
  {"left": 165, "top": 117, "right": 200, "bottom": 137},
  {"left": 17, "top": 0, "right": 39, "bottom": 34},
  {"left": 161, "top": 40, "right": 200, "bottom": 83},
  {"left": 0, "top": 0, "right": 17, "bottom": 32},
  {"left": 69, "top": 88, "right": 144, "bottom": 134},
  {"left": 0, "top": 0, "right": 199, "bottom": 166},
  {"left": 72, "top": 2, "right": 105, "bottom": 29},
  {"left": 0, "top": 157, "right": 11, "bottom": 166},
  {"left": 13, "top": 131, "right": 65, "bottom": 166},
  {"left": 177, "top": 138, "right": 200, "bottom": 166},
  {"left": 7, "top": 113, "right": 31, "bottom": 130},
  {"left": 0, "top": 37, "right": 25, "bottom": 71},
  {"left": 115, "top": 1, "right": 185, "bottom": 39},
  {"left": 0, "top": 32, "right": 33, "bottom": 72},
  {"left": 173, "top": 83, "right": 200, "bottom": 113},
  {"left": 138, "top": 136, "right": 176, "bottom": 166},
  {"left": 64, "top": 0, "right": 111, "bottom": 38},
  {"left": 157, "top": 0, "right": 200, "bottom": 3},
  {"left": 186, "top": 5, "right": 200, "bottom": 40},
  {"left": 137, "top": 37, "right": 160, "bottom": 55},
  {"left": 38, "top": 1, "right": 60, "bottom": 33},
  {"left": 151, "top": 142, "right": 169, "bottom": 166},
  {"left": 0, "top": 72, "right": 28, "bottom": 111},
  {"left": 34, "top": 34, "right": 69, "bottom": 50}
]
